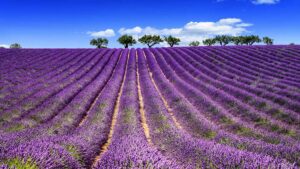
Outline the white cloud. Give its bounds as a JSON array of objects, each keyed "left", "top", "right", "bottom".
[
  {"left": 116, "top": 18, "right": 252, "bottom": 45},
  {"left": 0, "top": 44, "right": 9, "bottom": 48},
  {"left": 217, "top": 0, "right": 280, "bottom": 5},
  {"left": 119, "top": 26, "right": 142, "bottom": 34},
  {"left": 87, "top": 29, "right": 115, "bottom": 37},
  {"left": 252, "top": 0, "right": 280, "bottom": 4},
  {"left": 218, "top": 18, "right": 242, "bottom": 25}
]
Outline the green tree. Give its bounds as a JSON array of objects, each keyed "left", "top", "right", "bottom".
[
  {"left": 202, "top": 38, "right": 216, "bottom": 46},
  {"left": 138, "top": 35, "right": 163, "bottom": 48},
  {"left": 189, "top": 41, "right": 200, "bottom": 46},
  {"left": 10, "top": 43, "right": 21, "bottom": 49},
  {"left": 242, "top": 35, "right": 261, "bottom": 45},
  {"left": 214, "top": 35, "right": 233, "bottom": 46},
  {"left": 232, "top": 36, "right": 244, "bottom": 45},
  {"left": 118, "top": 35, "right": 136, "bottom": 48},
  {"left": 262, "top": 37, "right": 273, "bottom": 45},
  {"left": 164, "top": 36, "right": 180, "bottom": 47},
  {"left": 90, "top": 38, "right": 108, "bottom": 48}
]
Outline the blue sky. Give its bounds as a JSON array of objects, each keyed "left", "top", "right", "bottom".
[{"left": 0, "top": 0, "right": 299, "bottom": 48}]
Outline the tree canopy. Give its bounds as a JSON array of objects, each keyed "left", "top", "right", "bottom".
[
  {"left": 10, "top": 43, "right": 22, "bottom": 49},
  {"left": 90, "top": 38, "right": 108, "bottom": 48},
  {"left": 118, "top": 35, "right": 136, "bottom": 48},
  {"left": 232, "top": 36, "right": 244, "bottom": 45},
  {"left": 202, "top": 39, "right": 216, "bottom": 46},
  {"left": 138, "top": 35, "right": 163, "bottom": 48},
  {"left": 202, "top": 35, "right": 265, "bottom": 46},
  {"left": 214, "top": 35, "right": 233, "bottom": 46},
  {"left": 189, "top": 41, "right": 200, "bottom": 47},
  {"left": 164, "top": 36, "right": 180, "bottom": 47},
  {"left": 242, "top": 35, "right": 261, "bottom": 45},
  {"left": 262, "top": 37, "right": 274, "bottom": 45}
]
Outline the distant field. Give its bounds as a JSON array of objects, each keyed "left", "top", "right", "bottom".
[{"left": 0, "top": 46, "right": 300, "bottom": 168}]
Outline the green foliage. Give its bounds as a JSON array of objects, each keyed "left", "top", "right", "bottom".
[
  {"left": 262, "top": 37, "right": 274, "bottom": 45},
  {"left": 234, "top": 125, "right": 253, "bottom": 136},
  {"left": 203, "top": 130, "right": 217, "bottom": 139},
  {"left": 254, "top": 117, "right": 269, "bottom": 126},
  {"left": 90, "top": 38, "right": 108, "bottom": 48},
  {"left": 202, "top": 38, "right": 216, "bottom": 46},
  {"left": 284, "top": 129, "right": 296, "bottom": 137},
  {"left": 241, "top": 35, "right": 261, "bottom": 45},
  {"left": 138, "top": 35, "right": 163, "bottom": 48},
  {"left": 118, "top": 34, "right": 136, "bottom": 48},
  {"left": 10, "top": 43, "right": 22, "bottom": 49},
  {"left": 164, "top": 35, "right": 180, "bottom": 47},
  {"left": 214, "top": 35, "right": 233, "bottom": 46},
  {"left": 202, "top": 35, "right": 267, "bottom": 46},
  {"left": 219, "top": 137, "right": 231, "bottom": 145},
  {"left": 220, "top": 116, "right": 233, "bottom": 125},
  {"left": 232, "top": 36, "right": 244, "bottom": 45},
  {"left": 189, "top": 41, "right": 200, "bottom": 46},
  {"left": 2, "top": 157, "right": 38, "bottom": 169},
  {"left": 5, "top": 123, "right": 25, "bottom": 132},
  {"left": 63, "top": 144, "right": 82, "bottom": 161},
  {"left": 123, "top": 108, "right": 135, "bottom": 124}
]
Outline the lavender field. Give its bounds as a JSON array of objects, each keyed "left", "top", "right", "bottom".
[{"left": 0, "top": 45, "right": 300, "bottom": 168}]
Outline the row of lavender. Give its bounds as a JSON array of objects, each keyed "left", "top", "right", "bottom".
[{"left": 0, "top": 46, "right": 299, "bottom": 168}]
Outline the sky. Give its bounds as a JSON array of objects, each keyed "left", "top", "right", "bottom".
[{"left": 0, "top": 0, "right": 299, "bottom": 48}]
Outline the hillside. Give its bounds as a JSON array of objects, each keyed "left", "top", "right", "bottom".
[{"left": 0, "top": 46, "right": 300, "bottom": 168}]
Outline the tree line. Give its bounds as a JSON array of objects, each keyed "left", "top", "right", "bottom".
[
  {"left": 202, "top": 35, "right": 273, "bottom": 46},
  {"left": 90, "top": 34, "right": 274, "bottom": 48},
  {"left": 90, "top": 35, "right": 180, "bottom": 48},
  {"left": 0, "top": 35, "right": 277, "bottom": 49}
]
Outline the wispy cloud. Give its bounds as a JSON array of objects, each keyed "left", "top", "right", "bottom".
[
  {"left": 252, "top": 0, "right": 280, "bottom": 4},
  {"left": 87, "top": 29, "right": 115, "bottom": 37},
  {"left": 117, "top": 18, "right": 252, "bottom": 45},
  {"left": 88, "top": 18, "right": 252, "bottom": 46},
  {"left": 216, "top": 0, "right": 280, "bottom": 5}
]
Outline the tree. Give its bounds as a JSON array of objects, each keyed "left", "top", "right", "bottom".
[
  {"left": 232, "top": 36, "right": 244, "bottom": 45},
  {"left": 138, "top": 35, "right": 163, "bottom": 48},
  {"left": 10, "top": 43, "right": 21, "bottom": 48},
  {"left": 118, "top": 35, "right": 136, "bottom": 48},
  {"left": 189, "top": 41, "right": 200, "bottom": 47},
  {"left": 214, "top": 35, "right": 233, "bottom": 46},
  {"left": 202, "top": 38, "right": 216, "bottom": 46},
  {"left": 90, "top": 38, "right": 108, "bottom": 48},
  {"left": 164, "top": 36, "right": 180, "bottom": 47},
  {"left": 242, "top": 35, "right": 261, "bottom": 45},
  {"left": 262, "top": 37, "right": 273, "bottom": 45}
]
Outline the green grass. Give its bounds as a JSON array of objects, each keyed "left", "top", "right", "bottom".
[
  {"left": 2, "top": 157, "right": 38, "bottom": 169},
  {"left": 220, "top": 116, "right": 233, "bottom": 125},
  {"left": 63, "top": 144, "right": 82, "bottom": 162},
  {"left": 5, "top": 123, "right": 25, "bottom": 132},
  {"left": 123, "top": 108, "right": 135, "bottom": 124},
  {"left": 254, "top": 117, "right": 269, "bottom": 126},
  {"left": 203, "top": 130, "right": 217, "bottom": 139}
]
